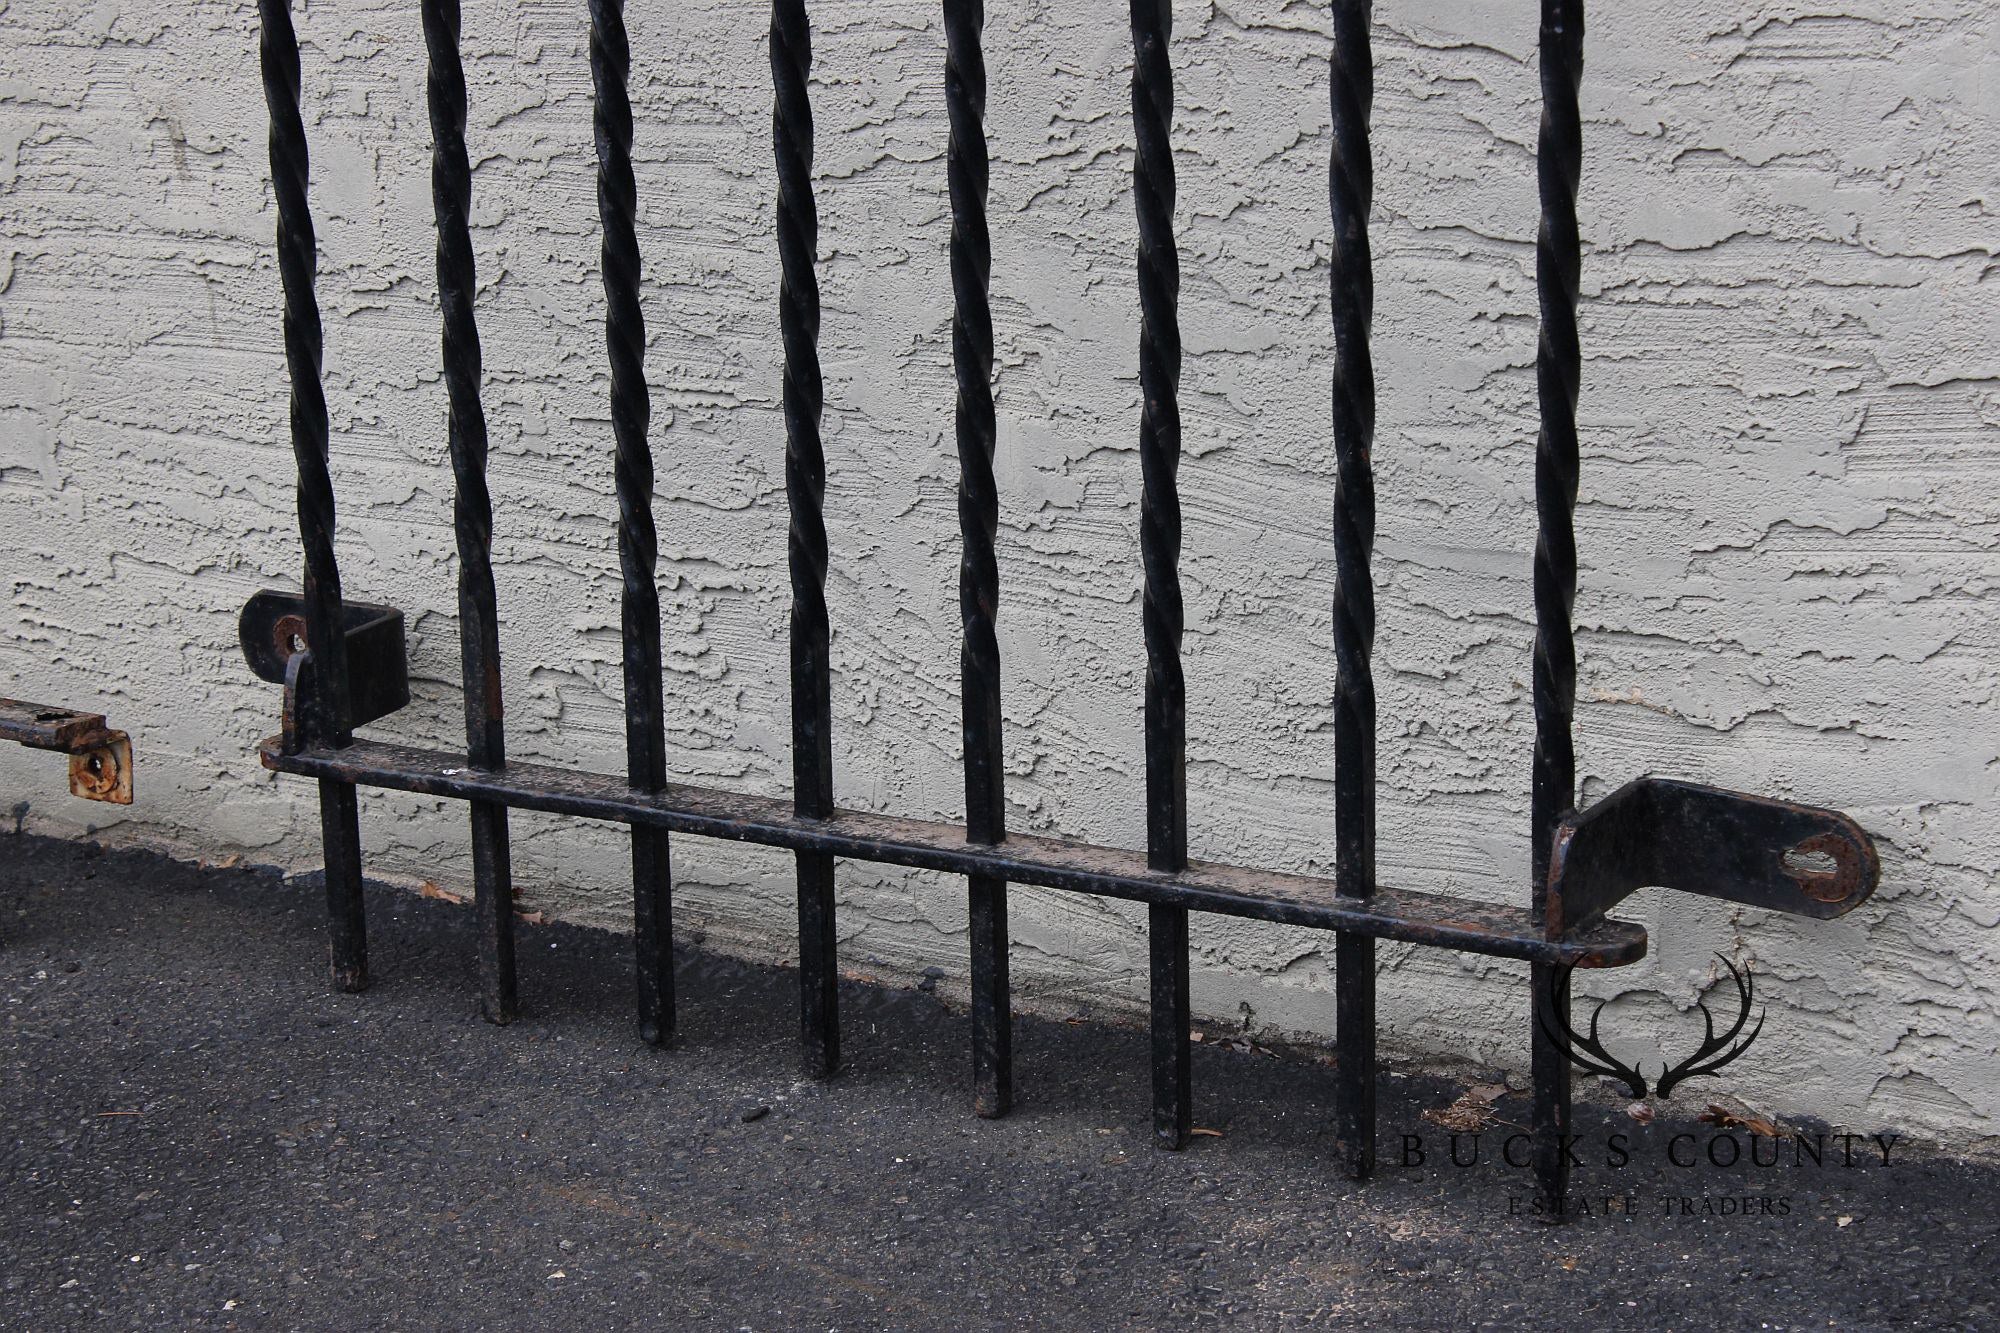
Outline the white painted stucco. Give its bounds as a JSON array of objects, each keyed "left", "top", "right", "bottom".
[{"left": 2, "top": 1, "right": 1994, "bottom": 1148}]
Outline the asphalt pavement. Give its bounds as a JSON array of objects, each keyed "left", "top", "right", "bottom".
[{"left": 1, "top": 831, "right": 1993, "bottom": 1329}]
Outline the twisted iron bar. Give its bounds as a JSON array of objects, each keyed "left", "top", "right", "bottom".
[
  {"left": 1129, "top": 0, "right": 1185, "bottom": 873},
  {"left": 591, "top": 0, "right": 676, "bottom": 1046},
  {"left": 772, "top": 0, "right": 832, "bottom": 819},
  {"left": 426, "top": 0, "right": 517, "bottom": 1023},
  {"left": 1530, "top": 0, "right": 1586, "bottom": 1223},
  {"left": 947, "top": 0, "right": 1002, "bottom": 849},
  {"left": 772, "top": 0, "right": 838, "bottom": 1079},
  {"left": 1328, "top": 0, "right": 1378, "bottom": 1183},
  {"left": 1532, "top": 0, "right": 1584, "bottom": 889},
  {"left": 258, "top": 0, "right": 367, "bottom": 992},
  {"left": 424, "top": 0, "right": 503, "bottom": 771},
  {"left": 590, "top": 0, "right": 666, "bottom": 799},
  {"left": 1328, "top": 0, "right": 1375, "bottom": 905},
  {"left": 945, "top": 0, "right": 1011, "bottom": 1119},
  {"left": 258, "top": 0, "right": 350, "bottom": 746},
  {"left": 1129, "top": 0, "right": 1191, "bottom": 1153}
]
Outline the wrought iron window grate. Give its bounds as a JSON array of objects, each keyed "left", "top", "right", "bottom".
[{"left": 242, "top": 0, "right": 1880, "bottom": 1219}]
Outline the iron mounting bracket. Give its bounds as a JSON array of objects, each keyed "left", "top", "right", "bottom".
[
  {"left": 1547, "top": 777, "right": 1879, "bottom": 938},
  {"left": 0, "top": 699, "right": 134, "bottom": 804},
  {"left": 238, "top": 590, "right": 411, "bottom": 751}
]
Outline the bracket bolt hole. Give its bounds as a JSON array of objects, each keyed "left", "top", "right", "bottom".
[
  {"left": 273, "top": 614, "right": 309, "bottom": 659},
  {"left": 1782, "top": 833, "right": 1858, "bottom": 904}
]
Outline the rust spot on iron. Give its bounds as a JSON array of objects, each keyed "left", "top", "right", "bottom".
[
  {"left": 68, "top": 736, "right": 133, "bottom": 805},
  {"left": 2, "top": 697, "right": 133, "bottom": 804},
  {"left": 273, "top": 613, "right": 310, "bottom": 657},
  {"left": 1783, "top": 830, "right": 1865, "bottom": 905}
]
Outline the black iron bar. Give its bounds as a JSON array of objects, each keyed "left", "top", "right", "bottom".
[
  {"left": 260, "top": 735, "right": 1650, "bottom": 967},
  {"left": 772, "top": 0, "right": 840, "bottom": 1079},
  {"left": 1129, "top": 0, "right": 1191, "bottom": 1153},
  {"left": 1531, "top": 0, "right": 1586, "bottom": 1221},
  {"left": 1328, "top": 0, "right": 1378, "bottom": 1183},
  {"left": 591, "top": 0, "right": 677, "bottom": 1049},
  {"left": 424, "top": 0, "right": 518, "bottom": 1026},
  {"left": 258, "top": 0, "right": 367, "bottom": 993},
  {"left": 944, "top": 0, "right": 1012, "bottom": 1118},
  {"left": 1130, "top": 0, "right": 1191, "bottom": 1153}
]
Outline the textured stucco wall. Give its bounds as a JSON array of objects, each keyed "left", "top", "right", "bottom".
[{"left": 2, "top": 1, "right": 1995, "bottom": 1147}]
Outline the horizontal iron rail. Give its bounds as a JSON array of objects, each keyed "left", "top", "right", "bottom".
[
  {"left": 0, "top": 700, "right": 115, "bottom": 752},
  {"left": 258, "top": 734, "right": 1647, "bottom": 969},
  {"left": 0, "top": 697, "right": 133, "bottom": 804}
]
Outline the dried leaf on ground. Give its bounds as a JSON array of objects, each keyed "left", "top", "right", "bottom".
[
  {"left": 1699, "top": 1095, "right": 1785, "bottom": 1138},
  {"left": 1423, "top": 1083, "right": 1510, "bottom": 1133}
]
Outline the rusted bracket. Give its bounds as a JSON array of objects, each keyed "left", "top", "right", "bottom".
[
  {"left": 238, "top": 591, "right": 410, "bottom": 752},
  {"left": 1546, "top": 777, "right": 1879, "bottom": 938},
  {"left": 0, "top": 698, "right": 134, "bottom": 804}
]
